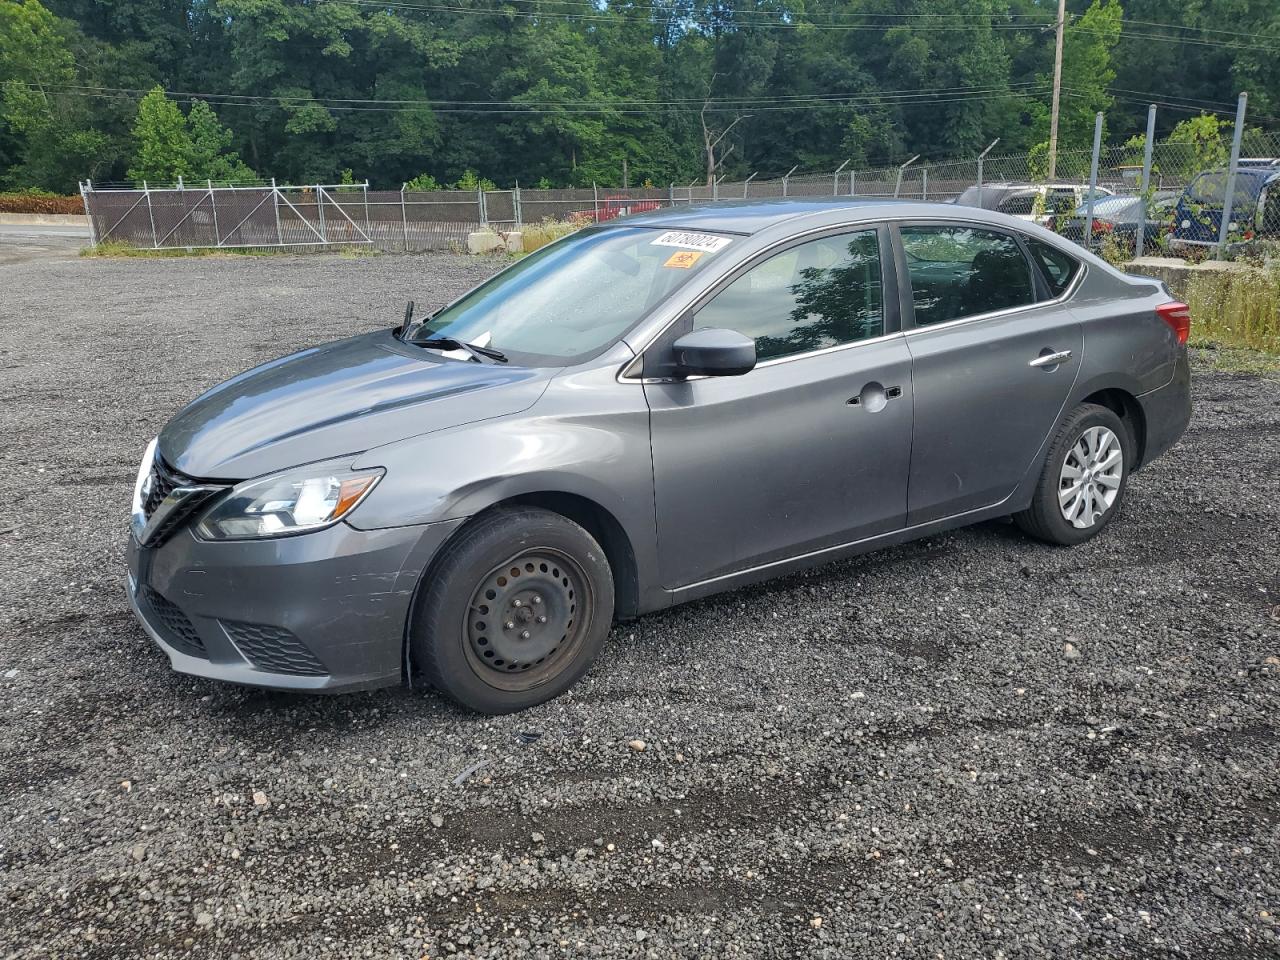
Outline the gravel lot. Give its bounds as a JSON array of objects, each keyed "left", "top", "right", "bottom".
[{"left": 2, "top": 251, "right": 1278, "bottom": 960}]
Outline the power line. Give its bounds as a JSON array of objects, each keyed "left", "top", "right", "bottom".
[{"left": 25, "top": 80, "right": 1050, "bottom": 112}]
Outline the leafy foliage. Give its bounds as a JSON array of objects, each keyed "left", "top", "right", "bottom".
[
  {"left": 126, "top": 86, "right": 255, "bottom": 184},
  {"left": 0, "top": 189, "right": 84, "bottom": 213},
  {"left": 0, "top": 0, "right": 1276, "bottom": 191}
]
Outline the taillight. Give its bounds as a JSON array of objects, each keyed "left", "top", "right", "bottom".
[{"left": 1156, "top": 301, "right": 1191, "bottom": 344}]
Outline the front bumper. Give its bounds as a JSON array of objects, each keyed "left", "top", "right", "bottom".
[{"left": 126, "top": 517, "right": 465, "bottom": 693}]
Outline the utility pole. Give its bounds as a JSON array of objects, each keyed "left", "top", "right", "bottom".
[{"left": 1047, "top": 0, "right": 1066, "bottom": 180}]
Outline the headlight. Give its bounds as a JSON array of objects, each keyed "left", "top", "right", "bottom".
[{"left": 195, "top": 460, "right": 383, "bottom": 541}]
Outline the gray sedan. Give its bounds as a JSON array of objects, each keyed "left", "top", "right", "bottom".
[{"left": 127, "top": 199, "right": 1192, "bottom": 713}]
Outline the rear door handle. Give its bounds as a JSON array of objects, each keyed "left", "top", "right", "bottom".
[{"left": 1029, "top": 349, "right": 1073, "bottom": 369}]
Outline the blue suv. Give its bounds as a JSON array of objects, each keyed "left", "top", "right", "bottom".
[{"left": 1170, "top": 160, "right": 1280, "bottom": 252}]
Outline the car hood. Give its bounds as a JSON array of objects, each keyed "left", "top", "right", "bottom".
[{"left": 159, "top": 330, "right": 551, "bottom": 479}]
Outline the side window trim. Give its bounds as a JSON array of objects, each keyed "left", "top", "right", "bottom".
[
  {"left": 640, "top": 222, "right": 896, "bottom": 378},
  {"left": 1012, "top": 233, "right": 1053, "bottom": 301},
  {"left": 892, "top": 219, "right": 1042, "bottom": 332}
]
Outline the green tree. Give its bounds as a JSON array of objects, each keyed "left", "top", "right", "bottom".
[
  {"left": 126, "top": 85, "right": 192, "bottom": 183},
  {"left": 405, "top": 172, "right": 441, "bottom": 190},
  {"left": 187, "top": 100, "right": 255, "bottom": 182},
  {"left": 127, "top": 86, "right": 255, "bottom": 184},
  {"left": 0, "top": 0, "right": 113, "bottom": 189},
  {"left": 1166, "top": 113, "right": 1229, "bottom": 172}
]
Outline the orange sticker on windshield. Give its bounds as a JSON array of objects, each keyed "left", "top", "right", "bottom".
[{"left": 664, "top": 250, "right": 703, "bottom": 269}]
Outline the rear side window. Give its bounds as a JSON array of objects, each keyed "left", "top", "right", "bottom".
[
  {"left": 1026, "top": 238, "right": 1082, "bottom": 297},
  {"left": 998, "top": 194, "right": 1036, "bottom": 216},
  {"left": 899, "top": 225, "right": 1035, "bottom": 326}
]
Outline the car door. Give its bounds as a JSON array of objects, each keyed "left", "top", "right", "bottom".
[
  {"left": 895, "top": 222, "right": 1083, "bottom": 526},
  {"left": 642, "top": 226, "right": 914, "bottom": 589}
]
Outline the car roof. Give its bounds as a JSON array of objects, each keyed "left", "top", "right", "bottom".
[
  {"left": 1191, "top": 166, "right": 1280, "bottom": 184},
  {"left": 620, "top": 197, "right": 1010, "bottom": 235},
  {"left": 620, "top": 197, "right": 920, "bottom": 235}
]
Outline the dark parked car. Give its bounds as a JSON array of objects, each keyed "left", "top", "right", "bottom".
[
  {"left": 1170, "top": 163, "right": 1280, "bottom": 251},
  {"left": 1059, "top": 192, "right": 1178, "bottom": 252},
  {"left": 954, "top": 182, "right": 1113, "bottom": 227},
  {"left": 128, "top": 199, "right": 1192, "bottom": 713}
]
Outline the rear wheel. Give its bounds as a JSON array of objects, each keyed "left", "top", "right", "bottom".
[
  {"left": 1015, "top": 403, "right": 1130, "bottom": 546},
  {"left": 411, "top": 507, "right": 614, "bottom": 714}
]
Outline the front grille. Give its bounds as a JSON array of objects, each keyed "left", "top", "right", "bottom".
[
  {"left": 222, "top": 621, "right": 328, "bottom": 676},
  {"left": 143, "top": 456, "right": 187, "bottom": 517},
  {"left": 141, "top": 587, "right": 207, "bottom": 657},
  {"left": 142, "top": 454, "right": 224, "bottom": 545}
]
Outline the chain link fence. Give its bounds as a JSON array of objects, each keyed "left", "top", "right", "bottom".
[{"left": 81, "top": 115, "right": 1280, "bottom": 259}]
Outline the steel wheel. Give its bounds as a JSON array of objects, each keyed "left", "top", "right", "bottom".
[
  {"left": 462, "top": 548, "right": 593, "bottom": 692},
  {"left": 1058, "top": 425, "right": 1124, "bottom": 529}
]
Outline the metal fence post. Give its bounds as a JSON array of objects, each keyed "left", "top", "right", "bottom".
[
  {"left": 208, "top": 180, "right": 220, "bottom": 246},
  {"left": 1135, "top": 104, "right": 1157, "bottom": 259},
  {"left": 316, "top": 184, "right": 326, "bottom": 242},
  {"left": 849, "top": 170, "right": 856, "bottom": 196},
  {"left": 833, "top": 159, "right": 850, "bottom": 196},
  {"left": 592, "top": 182, "right": 598, "bottom": 221},
  {"left": 922, "top": 168, "right": 929, "bottom": 200},
  {"left": 1218, "top": 92, "right": 1248, "bottom": 254},
  {"left": 514, "top": 181, "right": 522, "bottom": 230},
  {"left": 744, "top": 172, "right": 757, "bottom": 198},
  {"left": 272, "top": 178, "right": 283, "bottom": 244},
  {"left": 143, "top": 180, "right": 158, "bottom": 248},
  {"left": 479, "top": 187, "right": 487, "bottom": 227},
  {"left": 893, "top": 155, "right": 920, "bottom": 198},
  {"left": 1083, "top": 112, "right": 1104, "bottom": 248},
  {"left": 363, "top": 181, "right": 371, "bottom": 240},
  {"left": 669, "top": 183, "right": 675, "bottom": 206},
  {"left": 976, "top": 138, "right": 1000, "bottom": 191},
  {"left": 79, "top": 181, "right": 97, "bottom": 248},
  {"left": 781, "top": 164, "right": 798, "bottom": 197},
  {"left": 400, "top": 184, "right": 409, "bottom": 252}
]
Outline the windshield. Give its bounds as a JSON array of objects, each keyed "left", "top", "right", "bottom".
[
  {"left": 1186, "top": 170, "right": 1265, "bottom": 205},
  {"left": 415, "top": 225, "right": 733, "bottom": 366}
]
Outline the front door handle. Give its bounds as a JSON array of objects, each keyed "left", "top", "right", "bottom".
[
  {"left": 848, "top": 382, "right": 903, "bottom": 412},
  {"left": 1029, "top": 349, "right": 1073, "bottom": 369}
]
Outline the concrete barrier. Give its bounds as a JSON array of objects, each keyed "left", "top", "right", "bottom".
[
  {"left": 0, "top": 213, "right": 90, "bottom": 226},
  {"left": 1123, "top": 256, "right": 1254, "bottom": 299},
  {"left": 467, "top": 230, "right": 522, "bottom": 255}
]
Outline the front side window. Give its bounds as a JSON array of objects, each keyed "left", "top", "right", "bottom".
[
  {"left": 899, "top": 225, "right": 1034, "bottom": 327},
  {"left": 420, "top": 225, "right": 731, "bottom": 365},
  {"left": 693, "top": 230, "right": 883, "bottom": 362}
]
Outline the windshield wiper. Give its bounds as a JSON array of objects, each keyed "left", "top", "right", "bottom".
[{"left": 410, "top": 336, "right": 508, "bottom": 364}]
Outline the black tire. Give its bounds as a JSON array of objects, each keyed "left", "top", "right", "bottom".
[
  {"left": 410, "top": 507, "right": 614, "bottom": 714},
  {"left": 1015, "top": 403, "right": 1131, "bottom": 546}
]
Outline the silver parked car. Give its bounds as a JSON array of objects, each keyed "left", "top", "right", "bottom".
[{"left": 127, "top": 199, "right": 1192, "bottom": 713}]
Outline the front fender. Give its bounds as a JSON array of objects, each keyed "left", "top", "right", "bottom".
[{"left": 346, "top": 348, "right": 662, "bottom": 607}]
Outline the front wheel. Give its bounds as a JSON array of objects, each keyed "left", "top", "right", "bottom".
[
  {"left": 1015, "top": 403, "right": 1131, "bottom": 546},
  {"left": 410, "top": 507, "right": 614, "bottom": 714}
]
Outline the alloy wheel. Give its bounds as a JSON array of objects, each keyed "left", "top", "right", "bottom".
[{"left": 1058, "top": 425, "right": 1123, "bottom": 529}]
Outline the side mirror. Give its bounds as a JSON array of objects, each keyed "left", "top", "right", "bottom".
[{"left": 670, "top": 328, "right": 756, "bottom": 378}]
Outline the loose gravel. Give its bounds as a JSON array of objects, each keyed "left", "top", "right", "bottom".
[{"left": 1, "top": 252, "right": 1278, "bottom": 959}]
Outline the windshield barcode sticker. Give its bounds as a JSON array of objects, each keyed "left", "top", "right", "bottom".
[{"left": 650, "top": 230, "right": 732, "bottom": 252}]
